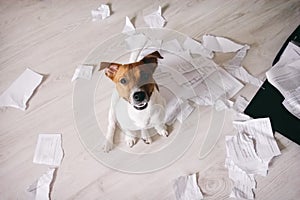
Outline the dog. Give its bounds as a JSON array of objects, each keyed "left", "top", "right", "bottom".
[{"left": 101, "top": 51, "right": 169, "bottom": 152}]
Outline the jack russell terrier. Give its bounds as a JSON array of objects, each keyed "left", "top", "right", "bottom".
[{"left": 101, "top": 51, "right": 169, "bottom": 152}]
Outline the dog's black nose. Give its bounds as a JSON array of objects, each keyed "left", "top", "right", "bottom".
[{"left": 133, "top": 91, "right": 146, "bottom": 102}]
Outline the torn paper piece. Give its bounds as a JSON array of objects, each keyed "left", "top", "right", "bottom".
[
  {"left": 122, "top": 16, "right": 135, "bottom": 34},
  {"left": 33, "top": 134, "right": 64, "bottom": 167},
  {"left": 266, "top": 42, "right": 300, "bottom": 119},
  {"left": 233, "top": 118, "right": 281, "bottom": 165},
  {"left": 225, "top": 66, "right": 263, "bottom": 87},
  {"left": 91, "top": 4, "right": 110, "bottom": 21},
  {"left": 192, "top": 68, "right": 244, "bottom": 106},
  {"left": 183, "top": 37, "right": 213, "bottom": 59},
  {"left": 0, "top": 68, "right": 43, "bottom": 111},
  {"left": 71, "top": 65, "right": 94, "bottom": 82},
  {"left": 161, "top": 39, "right": 183, "bottom": 53},
  {"left": 232, "top": 112, "right": 252, "bottom": 121},
  {"left": 202, "top": 35, "right": 244, "bottom": 53},
  {"left": 233, "top": 95, "right": 249, "bottom": 113},
  {"left": 173, "top": 174, "right": 203, "bottom": 200},
  {"left": 214, "top": 98, "right": 233, "bottom": 111},
  {"left": 28, "top": 168, "right": 56, "bottom": 200},
  {"left": 177, "top": 99, "right": 195, "bottom": 123},
  {"left": 282, "top": 89, "right": 300, "bottom": 119},
  {"left": 143, "top": 6, "right": 166, "bottom": 28},
  {"left": 225, "top": 159, "right": 256, "bottom": 199},
  {"left": 226, "top": 133, "right": 268, "bottom": 176},
  {"left": 224, "top": 45, "right": 263, "bottom": 87},
  {"left": 125, "top": 33, "right": 148, "bottom": 51}
]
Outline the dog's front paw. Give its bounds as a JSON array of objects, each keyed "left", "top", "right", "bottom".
[
  {"left": 125, "top": 136, "right": 137, "bottom": 148},
  {"left": 103, "top": 141, "right": 113, "bottom": 153},
  {"left": 142, "top": 137, "right": 152, "bottom": 144},
  {"left": 158, "top": 129, "right": 169, "bottom": 137}
]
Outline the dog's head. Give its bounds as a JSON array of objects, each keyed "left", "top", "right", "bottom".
[{"left": 101, "top": 51, "right": 163, "bottom": 110}]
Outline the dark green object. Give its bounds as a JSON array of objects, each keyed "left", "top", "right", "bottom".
[{"left": 244, "top": 25, "right": 300, "bottom": 145}]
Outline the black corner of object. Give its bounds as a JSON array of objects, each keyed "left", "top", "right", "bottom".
[{"left": 244, "top": 25, "right": 300, "bottom": 145}]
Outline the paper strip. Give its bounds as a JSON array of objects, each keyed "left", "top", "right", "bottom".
[
  {"left": 183, "top": 37, "right": 213, "bottom": 59},
  {"left": 0, "top": 68, "right": 43, "bottom": 111},
  {"left": 71, "top": 65, "right": 94, "bottom": 82},
  {"left": 122, "top": 16, "right": 135, "bottom": 34},
  {"left": 91, "top": 4, "right": 110, "bottom": 21},
  {"left": 173, "top": 174, "right": 203, "bottom": 200},
  {"left": 33, "top": 134, "right": 64, "bottom": 167},
  {"left": 28, "top": 168, "right": 56, "bottom": 200},
  {"left": 143, "top": 6, "right": 166, "bottom": 28},
  {"left": 202, "top": 35, "right": 244, "bottom": 53}
]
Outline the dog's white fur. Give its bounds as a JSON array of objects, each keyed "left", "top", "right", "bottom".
[{"left": 103, "top": 87, "right": 168, "bottom": 152}]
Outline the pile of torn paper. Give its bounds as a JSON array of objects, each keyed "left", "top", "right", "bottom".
[{"left": 225, "top": 117, "right": 281, "bottom": 199}]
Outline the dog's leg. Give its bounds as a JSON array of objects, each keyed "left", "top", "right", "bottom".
[
  {"left": 124, "top": 131, "right": 137, "bottom": 148},
  {"left": 155, "top": 124, "right": 169, "bottom": 137},
  {"left": 141, "top": 129, "right": 152, "bottom": 144},
  {"left": 103, "top": 103, "right": 117, "bottom": 153}
]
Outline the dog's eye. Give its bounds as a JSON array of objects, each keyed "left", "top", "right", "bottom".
[
  {"left": 140, "top": 72, "right": 149, "bottom": 80},
  {"left": 120, "top": 78, "right": 127, "bottom": 85}
]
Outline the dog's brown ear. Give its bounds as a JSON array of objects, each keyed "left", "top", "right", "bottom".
[
  {"left": 141, "top": 51, "right": 163, "bottom": 64},
  {"left": 100, "top": 62, "right": 120, "bottom": 80}
]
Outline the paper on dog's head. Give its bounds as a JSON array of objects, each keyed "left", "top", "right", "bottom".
[{"left": 100, "top": 51, "right": 163, "bottom": 103}]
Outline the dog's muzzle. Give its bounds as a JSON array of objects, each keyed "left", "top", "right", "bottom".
[{"left": 132, "top": 91, "right": 148, "bottom": 110}]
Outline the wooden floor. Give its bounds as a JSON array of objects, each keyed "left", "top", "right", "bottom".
[{"left": 1, "top": 0, "right": 300, "bottom": 199}]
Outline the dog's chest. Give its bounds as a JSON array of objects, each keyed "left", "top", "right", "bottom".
[{"left": 114, "top": 90, "right": 165, "bottom": 130}]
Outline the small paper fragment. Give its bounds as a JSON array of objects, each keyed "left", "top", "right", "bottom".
[
  {"left": 33, "top": 134, "right": 64, "bottom": 167},
  {"left": 28, "top": 168, "right": 56, "bottom": 200},
  {"left": 225, "top": 159, "right": 256, "bottom": 199},
  {"left": 71, "top": 65, "right": 94, "bottom": 82},
  {"left": 226, "top": 133, "right": 268, "bottom": 176},
  {"left": 223, "top": 45, "right": 263, "bottom": 87},
  {"left": 183, "top": 37, "right": 214, "bottom": 59},
  {"left": 233, "top": 95, "right": 249, "bottom": 113},
  {"left": 91, "top": 4, "right": 110, "bottom": 21},
  {"left": 176, "top": 99, "right": 195, "bottom": 123},
  {"left": 173, "top": 174, "right": 203, "bottom": 200},
  {"left": 0, "top": 68, "right": 43, "bottom": 111},
  {"left": 202, "top": 35, "right": 244, "bottom": 53},
  {"left": 122, "top": 16, "right": 135, "bottom": 34},
  {"left": 232, "top": 118, "right": 281, "bottom": 164},
  {"left": 143, "top": 6, "right": 166, "bottom": 28}
]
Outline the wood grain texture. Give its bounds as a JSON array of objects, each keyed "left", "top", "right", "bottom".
[{"left": 0, "top": 0, "right": 300, "bottom": 199}]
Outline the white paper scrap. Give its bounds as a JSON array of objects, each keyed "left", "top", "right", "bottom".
[
  {"left": 226, "top": 133, "right": 268, "bottom": 176},
  {"left": 173, "top": 174, "right": 203, "bottom": 200},
  {"left": 143, "top": 6, "right": 166, "bottom": 28},
  {"left": 192, "top": 68, "right": 244, "bottom": 106},
  {"left": 266, "top": 42, "right": 300, "bottom": 119},
  {"left": 225, "top": 159, "right": 256, "bottom": 199},
  {"left": 91, "top": 4, "right": 110, "bottom": 21},
  {"left": 177, "top": 99, "right": 195, "bottom": 123},
  {"left": 71, "top": 65, "right": 94, "bottom": 82},
  {"left": 0, "top": 68, "right": 43, "bottom": 111},
  {"left": 28, "top": 168, "right": 56, "bottom": 200},
  {"left": 122, "top": 16, "right": 135, "bottom": 34},
  {"left": 233, "top": 118, "right": 281, "bottom": 164},
  {"left": 125, "top": 33, "right": 148, "bottom": 51},
  {"left": 161, "top": 39, "right": 183, "bottom": 53},
  {"left": 33, "top": 134, "right": 64, "bottom": 167},
  {"left": 203, "top": 35, "right": 244, "bottom": 53},
  {"left": 233, "top": 95, "right": 249, "bottom": 113},
  {"left": 214, "top": 98, "right": 233, "bottom": 111},
  {"left": 183, "top": 37, "right": 214, "bottom": 59},
  {"left": 224, "top": 45, "right": 263, "bottom": 87}
]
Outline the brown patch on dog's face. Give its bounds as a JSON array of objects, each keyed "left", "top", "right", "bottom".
[{"left": 101, "top": 51, "right": 163, "bottom": 108}]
